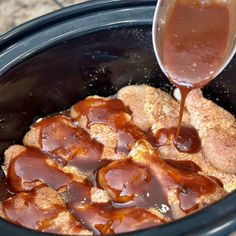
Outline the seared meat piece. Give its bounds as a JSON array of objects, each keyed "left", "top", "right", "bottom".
[
  {"left": 117, "top": 85, "right": 152, "bottom": 130},
  {"left": 0, "top": 185, "right": 92, "bottom": 235},
  {"left": 182, "top": 89, "right": 235, "bottom": 138},
  {"left": 23, "top": 116, "right": 107, "bottom": 176},
  {"left": 71, "top": 96, "right": 149, "bottom": 159},
  {"left": 129, "top": 140, "right": 226, "bottom": 219},
  {"left": 59, "top": 181, "right": 165, "bottom": 234},
  {"left": 155, "top": 141, "right": 236, "bottom": 192},
  {"left": 118, "top": 85, "right": 190, "bottom": 131},
  {"left": 4, "top": 145, "right": 85, "bottom": 192},
  {"left": 98, "top": 159, "right": 171, "bottom": 221},
  {"left": 71, "top": 204, "right": 164, "bottom": 235}
]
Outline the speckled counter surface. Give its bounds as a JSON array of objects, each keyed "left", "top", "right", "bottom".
[{"left": 0, "top": 0, "right": 88, "bottom": 35}]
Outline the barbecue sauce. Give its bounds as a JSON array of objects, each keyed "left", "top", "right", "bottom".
[
  {"left": 2, "top": 185, "right": 65, "bottom": 230},
  {"left": 73, "top": 98, "right": 154, "bottom": 154},
  {"left": 34, "top": 116, "right": 105, "bottom": 175},
  {"left": 155, "top": 126, "right": 201, "bottom": 153},
  {"left": 62, "top": 181, "right": 165, "bottom": 234},
  {"left": 2, "top": 100, "right": 224, "bottom": 234},
  {"left": 8, "top": 147, "right": 73, "bottom": 192},
  {"left": 159, "top": 0, "right": 230, "bottom": 146},
  {"left": 98, "top": 159, "right": 171, "bottom": 217},
  {"left": 1, "top": 1, "right": 230, "bottom": 231}
]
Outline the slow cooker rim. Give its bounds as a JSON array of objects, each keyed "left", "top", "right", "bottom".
[
  {"left": 0, "top": 0, "right": 235, "bottom": 236},
  {"left": 0, "top": 0, "right": 156, "bottom": 50}
]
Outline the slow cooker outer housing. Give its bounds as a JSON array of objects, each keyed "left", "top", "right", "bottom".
[{"left": 0, "top": 0, "right": 235, "bottom": 235}]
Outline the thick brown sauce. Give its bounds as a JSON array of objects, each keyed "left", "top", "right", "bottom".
[
  {"left": 2, "top": 97, "right": 224, "bottom": 234},
  {"left": 98, "top": 159, "right": 171, "bottom": 217},
  {"left": 2, "top": 185, "right": 65, "bottom": 231},
  {"left": 62, "top": 181, "right": 165, "bottom": 234},
  {"left": 160, "top": 0, "right": 230, "bottom": 142},
  {"left": 137, "top": 140, "right": 219, "bottom": 213},
  {"left": 34, "top": 116, "right": 106, "bottom": 175},
  {"left": 73, "top": 98, "right": 153, "bottom": 154},
  {"left": 155, "top": 126, "right": 201, "bottom": 153},
  {"left": 8, "top": 147, "right": 72, "bottom": 192}
]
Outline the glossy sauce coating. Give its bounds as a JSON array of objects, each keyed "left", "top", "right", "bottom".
[
  {"left": 8, "top": 147, "right": 72, "bottom": 192},
  {"left": 72, "top": 204, "right": 164, "bottom": 235},
  {"left": 98, "top": 159, "right": 171, "bottom": 217},
  {"left": 62, "top": 182, "right": 165, "bottom": 234},
  {"left": 2, "top": 95, "right": 225, "bottom": 234},
  {"left": 34, "top": 116, "right": 105, "bottom": 175},
  {"left": 2, "top": 186, "right": 64, "bottom": 231},
  {"left": 73, "top": 98, "right": 151, "bottom": 154},
  {"left": 155, "top": 126, "right": 201, "bottom": 153},
  {"left": 137, "top": 141, "right": 219, "bottom": 213}
]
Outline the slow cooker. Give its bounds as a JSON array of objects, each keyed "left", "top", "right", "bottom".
[{"left": 0, "top": 0, "right": 235, "bottom": 235}]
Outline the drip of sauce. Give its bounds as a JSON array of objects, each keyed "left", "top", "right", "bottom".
[
  {"left": 155, "top": 126, "right": 201, "bottom": 153},
  {"left": 160, "top": 0, "right": 230, "bottom": 142},
  {"left": 98, "top": 159, "right": 172, "bottom": 218},
  {"left": 62, "top": 182, "right": 164, "bottom": 234},
  {"left": 34, "top": 116, "right": 105, "bottom": 175},
  {"left": 73, "top": 98, "right": 152, "bottom": 154},
  {"left": 8, "top": 147, "right": 72, "bottom": 192}
]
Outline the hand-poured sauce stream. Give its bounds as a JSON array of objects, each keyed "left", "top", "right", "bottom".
[{"left": 157, "top": 0, "right": 230, "bottom": 144}]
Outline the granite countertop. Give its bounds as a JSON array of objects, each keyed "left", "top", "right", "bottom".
[{"left": 0, "top": 0, "right": 87, "bottom": 35}]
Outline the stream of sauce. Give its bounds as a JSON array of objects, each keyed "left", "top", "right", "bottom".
[{"left": 160, "top": 0, "right": 230, "bottom": 140}]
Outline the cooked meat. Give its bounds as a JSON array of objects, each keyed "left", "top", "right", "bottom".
[
  {"left": 157, "top": 143, "right": 236, "bottom": 192},
  {"left": 118, "top": 85, "right": 236, "bottom": 190},
  {"left": 129, "top": 140, "right": 226, "bottom": 219},
  {"left": 70, "top": 96, "right": 127, "bottom": 152},
  {"left": 58, "top": 181, "right": 110, "bottom": 205},
  {"left": 23, "top": 115, "right": 108, "bottom": 176},
  {"left": 4, "top": 145, "right": 85, "bottom": 192},
  {"left": 3, "top": 145, "right": 26, "bottom": 174},
  {"left": 117, "top": 85, "right": 152, "bottom": 130},
  {"left": 0, "top": 185, "right": 92, "bottom": 235},
  {"left": 118, "top": 85, "right": 190, "bottom": 132},
  {"left": 59, "top": 181, "right": 165, "bottom": 234},
  {"left": 203, "top": 129, "right": 236, "bottom": 174},
  {"left": 98, "top": 158, "right": 171, "bottom": 222},
  {"left": 183, "top": 89, "right": 235, "bottom": 138},
  {"left": 71, "top": 96, "right": 147, "bottom": 160},
  {"left": 1, "top": 84, "right": 235, "bottom": 235},
  {"left": 90, "top": 187, "right": 110, "bottom": 203},
  {"left": 71, "top": 204, "right": 165, "bottom": 235}
]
